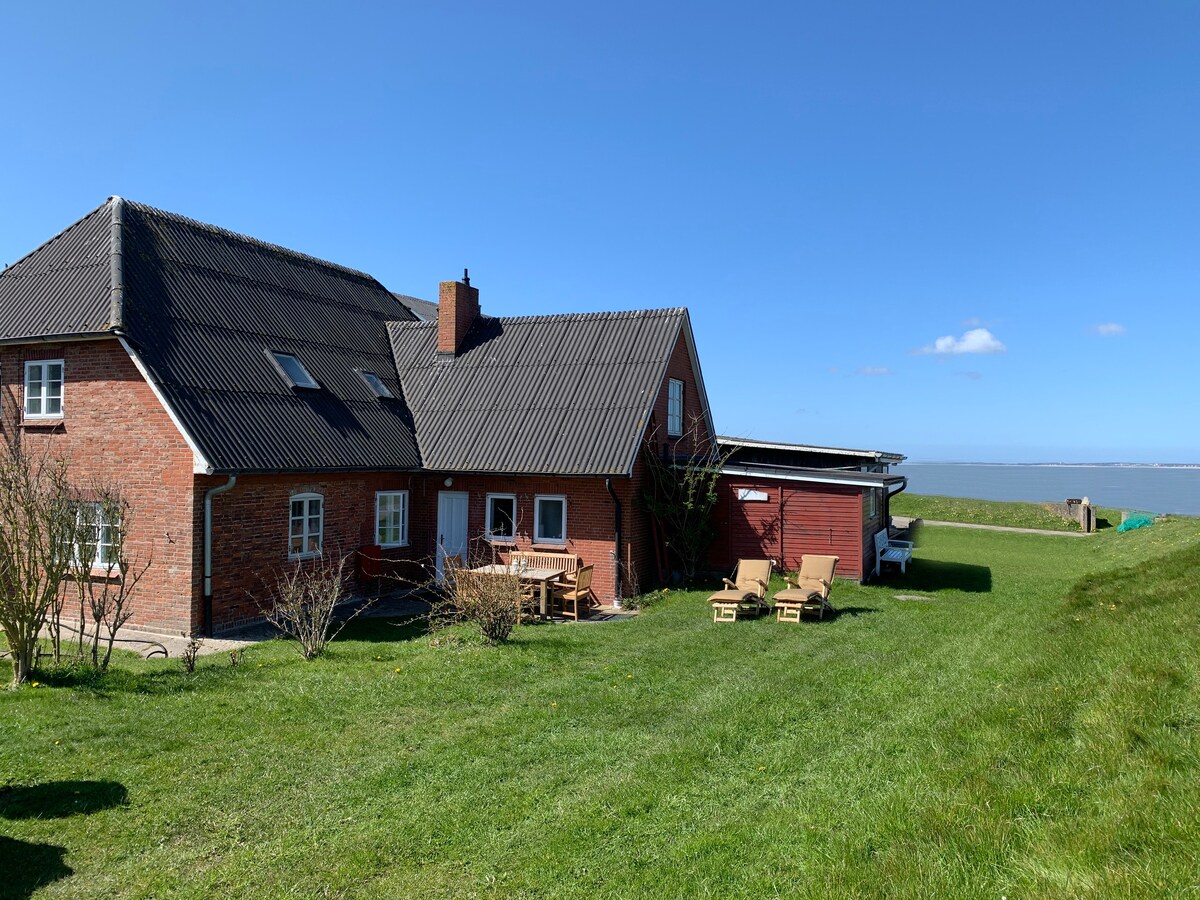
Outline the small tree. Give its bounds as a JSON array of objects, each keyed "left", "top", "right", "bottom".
[
  {"left": 0, "top": 449, "right": 76, "bottom": 685},
  {"left": 260, "top": 553, "right": 365, "bottom": 660},
  {"left": 67, "top": 486, "right": 150, "bottom": 671},
  {"left": 641, "top": 418, "right": 732, "bottom": 584}
]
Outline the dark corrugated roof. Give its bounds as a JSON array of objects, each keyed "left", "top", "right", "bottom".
[
  {"left": 118, "top": 201, "right": 422, "bottom": 471},
  {"left": 391, "top": 292, "right": 438, "bottom": 322},
  {"left": 0, "top": 201, "right": 114, "bottom": 340},
  {"left": 389, "top": 309, "right": 687, "bottom": 476}
]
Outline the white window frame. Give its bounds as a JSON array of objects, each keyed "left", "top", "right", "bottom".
[
  {"left": 533, "top": 494, "right": 567, "bottom": 545},
  {"left": 289, "top": 493, "right": 324, "bottom": 559},
  {"left": 667, "top": 377, "right": 683, "bottom": 437},
  {"left": 24, "top": 359, "right": 65, "bottom": 419},
  {"left": 485, "top": 493, "right": 517, "bottom": 542},
  {"left": 267, "top": 351, "right": 320, "bottom": 390},
  {"left": 74, "top": 501, "right": 118, "bottom": 570},
  {"left": 375, "top": 490, "right": 409, "bottom": 548}
]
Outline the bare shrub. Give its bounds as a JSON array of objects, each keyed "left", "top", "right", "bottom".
[
  {"left": 0, "top": 449, "right": 77, "bottom": 685},
  {"left": 180, "top": 636, "right": 202, "bottom": 674},
  {"left": 259, "top": 553, "right": 367, "bottom": 660},
  {"left": 641, "top": 416, "right": 732, "bottom": 585},
  {"left": 428, "top": 567, "right": 522, "bottom": 644},
  {"left": 67, "top": 485, "right": 150, "bottom": 671}
]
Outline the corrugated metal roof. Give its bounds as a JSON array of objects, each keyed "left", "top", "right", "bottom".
[
  {"left": 0, "top": 201, "right": 113, "bottom": 340},
  {"left": 118, "top": 201, "right": 422, "bottom": 472},
  {"left": 389, "top": 309, "right": 686, "bottom": 476},
  {"left": 391, "top": 292, "right": 438, "bottom": 322}
]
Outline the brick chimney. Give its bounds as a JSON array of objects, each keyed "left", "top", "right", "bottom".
[{"left": 437, "top": 269, "right": 480, "bottom": 356}]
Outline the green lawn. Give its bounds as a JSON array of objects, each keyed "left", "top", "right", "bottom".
[
  {"left": 4, "top": 516, "right": 1200, "bottom": 898},
  {"left": 891, "top": 492, "right": 1125, "bottom": 532}
]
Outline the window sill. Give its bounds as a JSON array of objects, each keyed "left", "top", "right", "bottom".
[
  {"left": 20, "top": 418, "right": 64, "bottom": 429},
  {"left": 531, "top": 541, "right": 567, "bottom": 549},
  {"left": 377, "top": 542, "right": 409, "bottom": 550},
  {"left": 288, "top": 552, "right": 323, "bottom": 561},
  {"left": 485, "top": 537, "right": 516, "bottom": 545}
]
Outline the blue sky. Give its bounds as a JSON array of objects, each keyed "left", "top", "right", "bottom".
[{"left": 2, "top": 2, "right": 1197, "bottom": 463}]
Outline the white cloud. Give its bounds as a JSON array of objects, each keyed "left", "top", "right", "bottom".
[
  {"left": 918, "top": 328, "right": 1006, "bottom": 355},
  {"left": 857, "top": 366, "right": 892, "bottom": 376},
  {"left": 956, "top": 371, "right": 983, "bottom": 381},
  {"left": 1092, "top": 322, "right": 1127, "bottom": 336},
  {"left": 962, "top": 316, "right": 983, "bottom": 327}
]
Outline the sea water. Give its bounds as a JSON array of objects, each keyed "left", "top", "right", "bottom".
[{"left": 895, "top": 463, "right": 1200, "bottom": 516}]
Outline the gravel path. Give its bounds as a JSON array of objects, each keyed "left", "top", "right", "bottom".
[{"left": 921, "top": 520, "right": 1094, "bottom": 537}]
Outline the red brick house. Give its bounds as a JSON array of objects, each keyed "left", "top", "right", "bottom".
[{"left": 1, "top": 198, "right": 903, "bottom": 635}]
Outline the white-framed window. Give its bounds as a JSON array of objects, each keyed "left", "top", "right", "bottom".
[
  {"left": 864, "top": 488, "right": 880, "bottom": 520},
  {"left": 357, "top": 369, "right": 395, "bottom": 399},
  {"left": 24, "top": 359, "right": 64, "bottom": 419},
  {"left": 289, "top": 493, "right": 324, "bottom": 558},
  {"left": 486, "top": 493, "right": 517, "bottom": 541},
  {"left": 74, "top": 502, "right": 118, "bottom": 569},
  {"left": 534, "top": 495, "right": 566, "bottom": 545},
  {"left": 375, "top": 490, "right": 409, "bottom": 547},
  {"left": 268, "top": 351, "right": 320, "bottom": 390},
  {"left": 667, "top": 378, "right": 683, "bottom": 437}
]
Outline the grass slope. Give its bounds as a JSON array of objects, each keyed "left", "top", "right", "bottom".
[
  {"left": 891, "top": 493, "right": 1125, "bottom": 532},
  {"left": 3, "top": 517, "right": 1199, "bottom": 898}
]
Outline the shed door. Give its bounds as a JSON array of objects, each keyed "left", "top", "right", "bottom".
[{"left": 436, "top": 491, "right": 469, "bottom": 580}]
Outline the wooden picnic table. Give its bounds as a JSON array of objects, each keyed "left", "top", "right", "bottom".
[{"left": 470, "top": 564, "right": 567, "bottom": 619}]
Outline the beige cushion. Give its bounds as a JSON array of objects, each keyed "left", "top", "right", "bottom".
[
  {"left": 709, "top": 589, "right": 753, "bottom": 604},
  {"left": 774, "top": 588, "right": 820, "bottom": 603}
]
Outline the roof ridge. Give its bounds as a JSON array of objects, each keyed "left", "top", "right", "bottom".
[
  {"left": 387, "top": 307, "right": 686, "bottom": 329},
  {"left": 0, "top": 198, "right": 112, "bottom": 277},
  {"left": 122, "top": 198, "right": 382, "bottom": 283}
]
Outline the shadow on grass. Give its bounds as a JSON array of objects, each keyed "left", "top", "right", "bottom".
[
  {"left": 0, "top": 836, "right": 72, "bottom": 899},
  {"left": 334, "top": 615, "right": 431, "bottom": 644},
  {"left": 829, "top": 605, "right": 880, "bottom": 620},
  {"left": 0, "top": 780, "right": 127, "bottom": 820},
  {"left": 878, "top": 558, "right": 992, "bottom": 594}
]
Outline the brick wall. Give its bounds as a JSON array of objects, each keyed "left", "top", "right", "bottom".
[
  {"left": 408, "top": 473, "right": 624, "bottom": 604},
  {"left": 202, "top": 471, "right": 421, "bottom": 632},
  {"left": 0, "top": 338, "right": 198, "bottom": 633}
]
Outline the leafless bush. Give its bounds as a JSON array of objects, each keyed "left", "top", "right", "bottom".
[
  {"left": 427, "top": 565, "right": 522, "bottom": 644},
  {"left": 67, "top": 485, "right": 150, "bottom": 671},
  {"left": 259, "top": 553, "right": 367, "bottom": 660},
  {"left": 180, "top": 636, "right": 202, "bottom": 674},
  {"left": 0, "top": 449, "right": 76, "bottom": 685}
]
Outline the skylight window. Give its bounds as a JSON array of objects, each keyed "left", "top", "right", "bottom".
[
  {"left": 267, "top": 351, "right": 319, "bottom": 390},
  {"left": 357, "top": 369, "right": 394, "bottom": 399}
]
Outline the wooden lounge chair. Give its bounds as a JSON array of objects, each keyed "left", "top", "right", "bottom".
[
  {"left": 708, "top": 559, "right": 773, "bottom": 623},
  {"left": 552, "top": 565, "right": 594, "bottom": 620},
  {"left": 773, "top": 555, "right": 839, "bottom": 622}
]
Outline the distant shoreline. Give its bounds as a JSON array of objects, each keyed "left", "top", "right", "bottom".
[{"left": 903, "top": 462, "right": 1200, "bottom": 469}]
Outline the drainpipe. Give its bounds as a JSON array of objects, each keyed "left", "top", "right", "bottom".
[
  {"left": 606, "top": 477, "right": 623, "bottom": 601},
  {"left": 203, "top": 474, "right": 238, "bottom": 636}
]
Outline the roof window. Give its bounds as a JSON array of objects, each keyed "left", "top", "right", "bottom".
[
  {"left": 356, "top": 369, "right": 394, "bottom": 399},
  {"left": 267, "top": 351, "right": 320, "bottom": 390}
]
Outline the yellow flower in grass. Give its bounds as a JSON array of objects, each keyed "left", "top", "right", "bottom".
[{"left": 394, "top": 668, "right": 402, "bottom": 673}]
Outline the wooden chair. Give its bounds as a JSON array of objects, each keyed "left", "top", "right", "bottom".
[
  {"left": 552, "top": 565, "right": 594, "bottom": 620},
  {"left": 873, "top": 529, "right": 913, "bottom": 578},
  {"left": 708, "top": 559, "right": 773, "bottom": 622},
  {"left": 773, "top": 555, "right": 838, "bottom": 622}
]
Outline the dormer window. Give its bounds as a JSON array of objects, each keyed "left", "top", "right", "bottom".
[
  {"left": 356, "top": 369, "right": 394, "bottom": 399},
  {"left": 267, "top": 351, "right": 319, "bottom": 389}
]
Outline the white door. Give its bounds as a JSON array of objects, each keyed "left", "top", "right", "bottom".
[{"left": 436, "top": 491, "right": 469, "bottom": 579}]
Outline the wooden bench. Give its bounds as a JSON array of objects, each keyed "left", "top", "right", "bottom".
[
  {"left": 873, "top": 528, "right": 913, "bottom": 578},
  {"left": 501, "top": 550, "right": 580, "bottom": 582}
]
